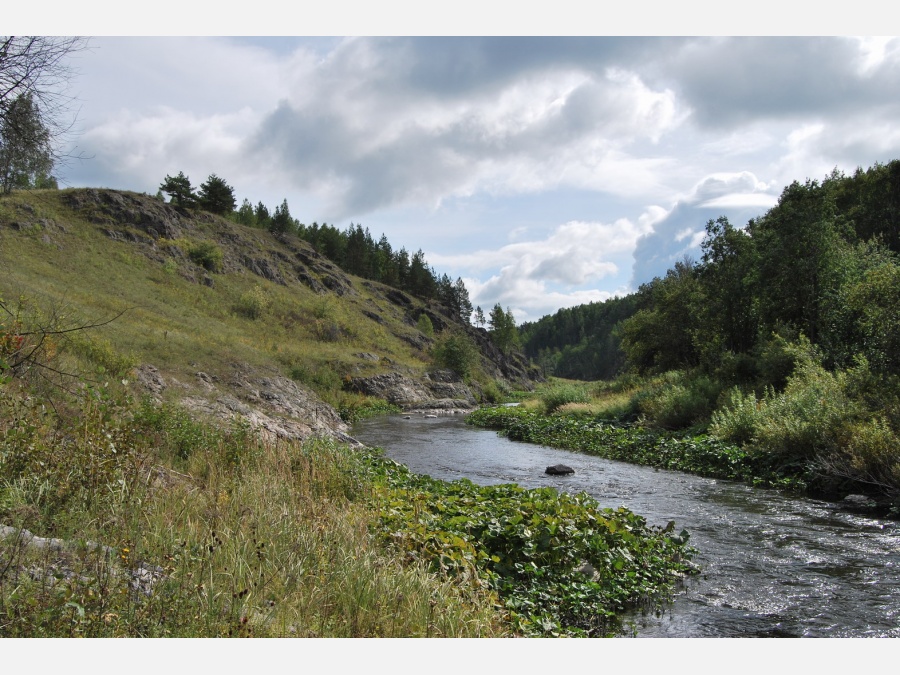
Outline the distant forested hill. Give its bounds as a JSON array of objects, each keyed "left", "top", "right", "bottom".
[
  {"left": 521, "top": 159, "right": 900, "bottom": 383},
  {"left": 519, "top": 294, "right": 641, "bottom": 380}
]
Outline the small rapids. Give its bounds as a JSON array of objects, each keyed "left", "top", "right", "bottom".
[{"left": 352, "top": 414, "right": 900, "bottom": 638}]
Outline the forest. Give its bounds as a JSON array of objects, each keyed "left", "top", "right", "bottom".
[{"left": 519, "top": 160, "right": 900, "bottom": 504}]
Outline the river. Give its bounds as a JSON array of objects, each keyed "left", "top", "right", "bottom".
[{"left": 351, "top": 413, "right": 900, "bottom": 637}]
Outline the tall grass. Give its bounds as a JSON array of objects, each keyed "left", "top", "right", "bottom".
[{"left": 0, "top": 388, "right": 506, "bottom": 637}]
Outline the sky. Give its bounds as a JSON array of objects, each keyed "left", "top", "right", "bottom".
[{"left": 11, "top": 8, "right": 900, "bottom": 324}]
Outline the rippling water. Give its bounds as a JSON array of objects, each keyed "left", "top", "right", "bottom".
[{"left": 352, "top": 414, "right": 900, "bottom": 637}]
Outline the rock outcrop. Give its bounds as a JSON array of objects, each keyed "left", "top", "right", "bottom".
[
  {"left": 347, "top": 369, "right": 477, "bottom": 412},
  {"left": 137, "top": 362, "right": 359, "bottom": 445}
]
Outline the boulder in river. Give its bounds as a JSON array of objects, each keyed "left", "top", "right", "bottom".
[{"left": 546, "top": 464, "right": 574, "bottom": 476}]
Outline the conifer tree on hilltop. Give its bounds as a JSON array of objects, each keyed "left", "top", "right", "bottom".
[{"left": 197, "top": 173, "right": 236, "bottom": 215}]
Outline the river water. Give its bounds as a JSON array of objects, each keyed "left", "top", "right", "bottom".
[{"left": 351, "top": 413, "right": 900, "bottom": 637}]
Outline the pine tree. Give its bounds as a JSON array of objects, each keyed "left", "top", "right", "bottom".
[
  {"left": 197, "top": 173, "right": 236, "bottom": 214},
  {"left": 159, "top": 171, "right": 196, "bottom": 207},
  {"left": 269, "top": 199, "right": 295, "bottom": 235}
]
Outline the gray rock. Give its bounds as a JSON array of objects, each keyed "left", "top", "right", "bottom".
[{"left": 546, "top": 464, "right": 575, "bottom": 476}]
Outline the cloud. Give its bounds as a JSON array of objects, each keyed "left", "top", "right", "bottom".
[
  {"left": 248, "top": 38, "right": 684, "bottom": 219},
  {"left": 657, "top": 37, "right": 900, "bottom": 129},
  {"left": 630, "top": 172, "right": 775, "bottom": 286},
  {"left": 772, "top": 114, "right": 900, "bottom": 187},
  {"left": 430, "top": 217, "right": 649, "bottom": 320},
  {"left": 77, "top": 106, "right": 259, "bottom": 188}
]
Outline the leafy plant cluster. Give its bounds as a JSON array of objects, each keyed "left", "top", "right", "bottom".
[
  {"left": 467, "top": 406, "right": 805, "bottom": 490},
  {"left": 336, "top": 396, "right": 402, "bottom": 424},
  {"left": 366, "top": 454, "right": 696, "bottom": 636},
  {"left": 710, "top": 351, "right": 900, "bottom": 499},
  {"left": 540, "top": 382, "right": 592, "bottom": 414}
]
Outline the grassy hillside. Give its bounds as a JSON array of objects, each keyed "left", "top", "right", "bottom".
[{"left": 0, "top": 188, "right": 483, "bottom": 417}]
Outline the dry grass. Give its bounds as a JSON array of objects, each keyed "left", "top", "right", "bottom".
[{"left": 0, "top": 391, "right": 507, "bottom": 637}]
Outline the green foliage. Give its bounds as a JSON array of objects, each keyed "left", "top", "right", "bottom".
[
  {"left": 337, "top": 396, "right": 402, "bottom": 424},
  {"left": 233, "top": 285, "right": 271, "bottom": 320},
  {"left": 520, "top": 294, "right": 639, "bottom": 380},
  {"left": 1, "top": 389, "right": 504, "bottom": 637},
  {"left": 708, "top": 387, "right": 760, "bottom": 447},
  {"left": 0, "top": 93, "right": 53, "bottom": 194},
  {"left": 0, "top": 386, "right": 142, "bottom": 526},
  {"left": 159, "top": 171, "right": 196, "bottom": 208},
  {"left": 187, "top": 241, "right": 223, "bottom": 272},
  {"left": 197, "top": 174, "right": 236, "bottom": 215},
  {"left": 234, "top": 198, "right": 255, "bottom": 227},
  {"left": 368, "top": 455, "right": 696, "bottom": 636},
  {"left": 268, "top": 199, "right": 296, "bottom": 236},
  {"left": 708, "top": 350, "right": 900, "bottom": 501},
  {"left": 474, "top": 306, "right": 486, "bottom": 328},
  {"left": 541, "top": 382, "right": 591, "bottom": 414},
  {"left": 831, "top": 417, "right": 900, "bottom": 498},
  {"left": 468, "top": 406, "right": 798, "bottom": 489},
  {"left": 711, "top": 353, "right": 861, "bottom": 467},
  {"left": 634, "top": 372, "right": 722, "bottom": 431},
  {"left": 619, "top": 260, "right": 702, "bottom": 374},
  {"left": 437, "top": 276, "right": 473, "bottom": 324},
  {"left": 477, "top": 379, "right": 504, "bottom": 405},
  {"left": 132, "top": 397, "right": 248, "bottom": 465},
  {"left": 254, "top": 201, "right": 271, "bottom": 229},
  {"left": 431, "top": 331, "right": 479, "bottom": 379},
  {"left": 416, "top": 313, "right": 434, "bottom": 337},
  {"left": 488, "top": 304, "right": 519, "bottom": 355},
  {"left": 65, "top": 332, "right": 137, "bottom": 379},
  {"left": 288, "top": 361, "right": 344, "bottom": 395},
  {"left": 838, "top": 261, "right": 900, "bottom": 374}
]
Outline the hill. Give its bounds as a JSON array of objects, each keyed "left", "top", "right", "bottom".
[{"left": 0, "top": 187, "right": 538, "bottom": 440}]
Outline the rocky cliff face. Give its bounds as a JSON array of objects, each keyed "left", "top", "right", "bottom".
[{"left": 347, "top": 369, "right": 476, "bottom": 412}]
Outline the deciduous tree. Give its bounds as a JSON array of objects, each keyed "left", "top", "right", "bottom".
[
  {"left": 0, "top": 37, "right": 87, "bottom": 192},
  {"left": 0, "top": 92, "right": 53, "bottom": 193}
]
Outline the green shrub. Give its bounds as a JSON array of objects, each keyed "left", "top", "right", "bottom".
[
  {"left": 636, "top": 373, "right": 721, "bottom": 430},
  {"left": 337, "top": 395, "right": 402, "bottom": 423},
  {"left": 416, "top": 313, "right": 434, "bottom": 337},
  {"left": 709, "top": 386, "right": 762, "bottom": 446},
  {"left": 830, "top": 417, "right": 900, "bottom": 501},
  {"left": 234, "top": 285, "right": 270, "bottom": 320},
  {"left": 594, "top": 373, "right": 644, "bottom": 395},
  {"left": 66, "top": 333, "right": 137, "bottom": 379},
  {"left": 541, "top": 383, "right": 590, "bottom": 414},
  {"left": 289, "top": 362, "right": 343, "bottom": 397},
  {"left": 187, "top": 241, "right": 223, "bottom": 272},
  {"left": 431, "top": 331, "right": 479, "bottom": 379},
  {"left": 478, "top": 379, "right": 504, "bottom": 405},
  {"left": 755, "top": 330, "right": 808, "bottom": 391},
  {"left": 750, "top": 360, "right": 858, "bottom": 464}
]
